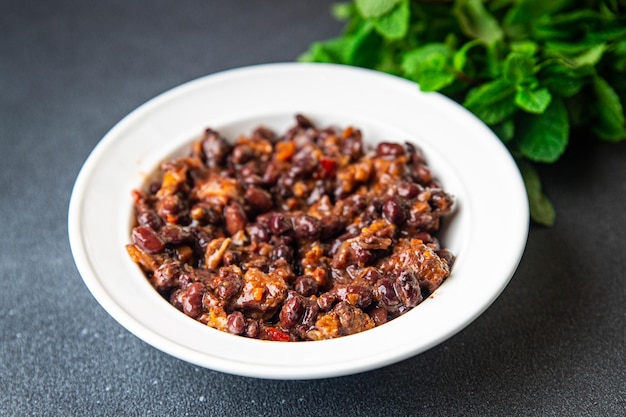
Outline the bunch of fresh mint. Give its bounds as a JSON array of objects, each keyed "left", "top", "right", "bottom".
[{"left": 300, "top": 0, "right": 626, "bottom": 226}]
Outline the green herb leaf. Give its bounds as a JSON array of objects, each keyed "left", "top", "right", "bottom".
[
  {"left": 332, "top": 2, "right": 355, "bottom": 20},
  {"left": 592, "top": 76, "right": 626, "bottom": 141},
  {"left": 302, "top": 0, "right": 626, "bottom": 226},
  {"left": 355, "top": 0, "right": 402, "bottom": 18},
  {"left": 328, "top": 22, "right": 381, "bottom": 67},
  {"left": 372, "top": 0, "right": 410, "bottom": 40},
  {"left": 572, "top": 43, "right": 606, "bottom": 67},
  {"left": 503, "top": 52, "right": 536, "bottom": 85},
  {"left": 453, "top": 0, "right": 503, "bottom": 45},
  {"left": 464, "top": 78, "right": 514, "bottom": 107},
  {"left": 298, "top": 22, "right": 382, "bottom": 68},
  {"left": 504, "top": 0, "right": 571, "bottom": 28},
  {"left": 518, "top": 98, "right": 569, "bottom": 163},
  {"left": 471, "top": 97, "right": 518, "bottom": 125},
  {"left": 541, "top": 63, "right": 593, "bottom": 98},
  {"left": 298, "top": 39, "right": 346, "bottom": 63},
  {"left": 519, "top": 160, "right": 556, "bottom": 226},
  {"left": 491, "top": 118, "right": 515, "bottom": 143},
  {"left": 515, "top": 87, "right": 552, "bottom": 114},
  {"left": 463, "top": 79, "right": 518, "bottom": 124},
  {"left": 510, "top": 40, "right": 539, "bottom": 56},
  {"left": 452, "top": 39, "right": 481, "bottom": 72},
  {"left": 402, "top": 44, "right": 456, "bottom": 91}
]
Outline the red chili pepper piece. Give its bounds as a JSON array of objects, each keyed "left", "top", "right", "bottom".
[
  {"left": 319, "top": 157, "right": 337, "bottom": 178},
  {"left": 265, "top": 327, "right": 291, "bottom": 342}
]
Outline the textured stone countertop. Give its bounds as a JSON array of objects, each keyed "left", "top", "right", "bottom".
[{"left": 2, "top": 1, "right": 625, "bottom": 415}]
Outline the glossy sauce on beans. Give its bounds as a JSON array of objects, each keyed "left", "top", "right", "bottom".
[{"left": 126, "top": 115, "right": 455, "bottom": 341}]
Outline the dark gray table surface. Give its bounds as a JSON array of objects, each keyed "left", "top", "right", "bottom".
[{"left": 2, "top": 1, "right": 625, "bottom": 416}]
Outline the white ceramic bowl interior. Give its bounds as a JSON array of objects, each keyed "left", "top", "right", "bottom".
[{"left": 68, "top": 63, "right": 529, "bottom": 380}]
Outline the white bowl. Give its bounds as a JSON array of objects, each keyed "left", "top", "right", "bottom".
[{"left": 68, "top": 63, "right": 528, "bottom": 380}]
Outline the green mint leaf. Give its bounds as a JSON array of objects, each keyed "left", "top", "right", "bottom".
[
  {"left": 332, "top": 2, "right": 356, "bottom": 20},
  {"left": 572, "top": 44, "right": 606, "bottom": 67},
  {"left": 346, "top": 22, "right": 383, "bottom": 67},
  {"left": 452, "top": 39, "right": 481, "bottom": 72},
  {"left": 592, "top": 76, "right": 626, "bottom": 141},
  {"left": 503, "top": 52, "right": 536, "bottom": 85},
  {"left": 464, "top": 78, "right": 515, "bottom": 108},
  {"left": 504, "top": 0, "right": 570, "bottom": 27},
  {"left": 372, "top": 0, "right": 410, "bottom": 40},
  {"left": 470, "top": 97, "right": 518, "bottom": 125},
  {"left": 510, "top": 40, "right": 539, "bottom": 56},
  {"left": 586, "top": 27, "right": 626, "bottom": 44},
  {"left": 401, "top": 44, "right": 455, "bottom": 91},
  {"left": 453, "top": 0, "right": 503, "bottom": 45},
  {"left": 519, "top": 160, "right": 556, "bottom": 227},
  {"left": 549, "top": 9, "right": 603, "bottom": 24},
  {"left": 415, "top": 72, "right": 457, "bottom": 92},
  {"left": 491, "top": 118, "right": 515, "bottom": 143},
  {"left": 464, "top": 79, "right": 518, "bottom": 124},
  {"left": 298, "top": 39, "right": 347, "bottom": 63},
  {"left": 540, "top": 63, "right": 592, "bottom": 98},
  {"left": 515, "top": 87, "right": 552, "bottom": 114},
  {"left": 298, "top": 22, "right": 382, "bottom": 68},
  {"left": 545, "top": 43, "right": 607, "bottom": 67},
  {"left": 518, "top": 98, "right": 569, "bottom": 163},
  {"left": 355, "top": 0, "right": 402, "bottom": 18}
]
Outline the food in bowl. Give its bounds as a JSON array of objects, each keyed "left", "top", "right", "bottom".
[{"left": 126, "top": 114, "right": 455, "bottom": 341}]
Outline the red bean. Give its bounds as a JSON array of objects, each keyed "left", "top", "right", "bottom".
[
  {"left": 430, "top": 189, "right": 454, "bottom": 213},
  {"left": 224, "top": 203, "right": 247, "bottom": 235},
  {"left": 213, "top": 270, "right": 243, "bottom": 301},
  {"left": 370, "top": 306, "right": 388, "bottom": 325},
  {"left": 279, "top": 293, "right": 304, "bottom": 328},
  {"left": 152, "top": 262, "right": 181, "bottom": 292},
  {"left": 394, "top": 271, "right": 422, "bottom": 308},
  {"left": 158, "top": 194, "right": 186, "bottom": 220},
  {"left": 317, "top": 292, "right": 337, "bottom": 311},
  {"left": 181, "top": 282, "right": 205, "bottom": 318},
  {"left": 231, "top": 144, "right": 252, "bottom": 164},
  {"left": 137, "top": 209, "right": 163, "bottom": 230},
  {"left": 227, "top": 311, "right": 246, "bottom": 335},
  {"left": 247, "top": 223, "right": 270, "bottom": 243},
  {"left": 268, "top": 212, "right": 292, "bottom": 235},
  {"left": 383, "top": 197, "right": 407, "bottom": 225},
  {"left": 341, "top": 134, "right": 364, "bottom": 161},
  {"left": 272, "top": 243, "right": 293, "bottom": 263},
  {"left": 396, "top": 181, "right": 421, "bottom": 199},
  {"left": 295, "top": 114, "right": 314, "bottom": 129},
  {"left": 252, "top": 126, "right": 277, "bottom": 142},
  {"left": 202, "top": 128, "right": 231, "bottom": 168},
  {"left": 301, "top": 302, "right": 320, "bottom": 328},
  {"left": 376, "top": 278, "right": 400, "bottom": 307},
  {"left": 132, "top": 226, "right": 165, "bottom": 254},
  {"left": 347, "top": 285, "right": 373, "bottom": 308},
  {"left": 245, "top": 321, "right": 260, "bottom": 338},
  {"left": 245, "top": 187, "right": 273, "bottom": 213},
  {"left": 376, "top": 142, "right": 405, "bottom": 157},
  {"left": 292, "top": 214, "right": 321, "bottom": 240},
  {"left": 294, "top": 275, "right": 318, "bottom": 297},
  {"left": 159, "top": 225, "right": 193, "bottom": 245},
  {"left": 411, "top": 164, "right": 433, "bottom": 185},
  {"left": 262, "top": 161, "right": 281, "bottom": 186},
  {"left": 290, "top": 149, "right": 317, "bottom": 178}
]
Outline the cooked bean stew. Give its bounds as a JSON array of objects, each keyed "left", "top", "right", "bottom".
[{"left": 126, "top": 115, "right": 455, "bottom": 341}]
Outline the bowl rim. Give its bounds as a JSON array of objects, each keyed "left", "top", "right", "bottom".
[{"left": 68, "top": 62, "right": 529, "bottom": 379}]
